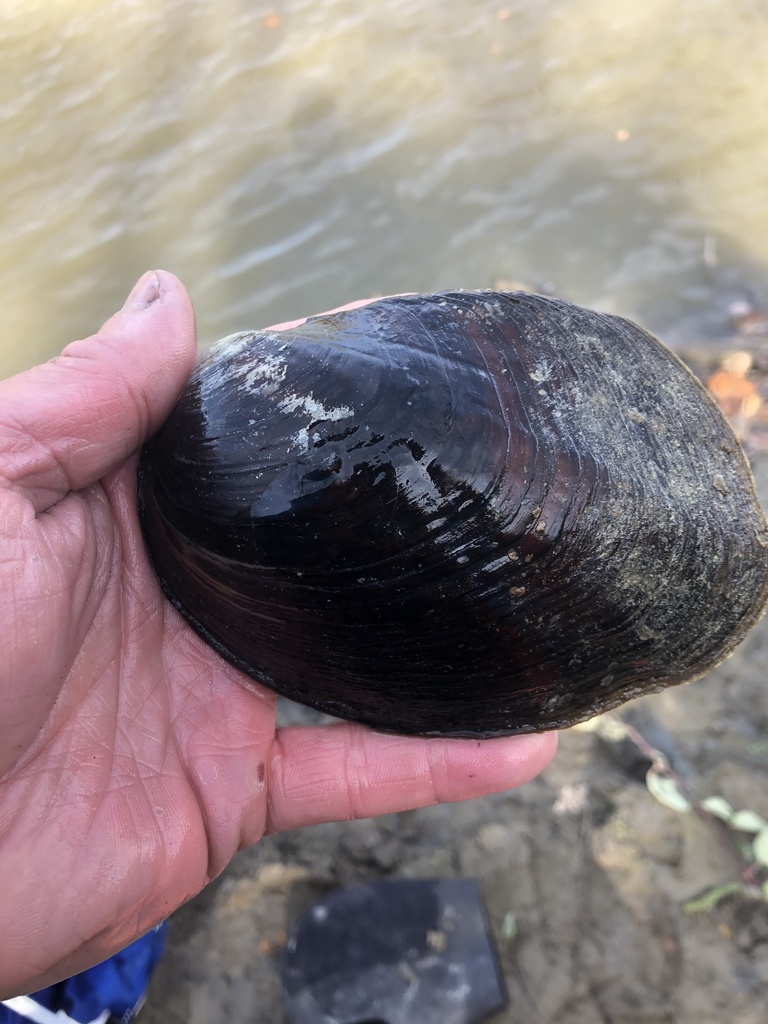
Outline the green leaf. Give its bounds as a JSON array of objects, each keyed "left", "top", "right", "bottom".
[
  {"left": 700, "top": 796, "right": 733, "bottom": 822},
  {"left": 646, "top": 770, "right": 692, "bottom": 814},
  {"left": 730, "top": 809, "right": 768, "bottom": 834},
  {"left": 752, "top": 827, "right": 768, "bottom": 869},
  {"left": 683, "top": 882, "right": 743, "bottom": 914}
]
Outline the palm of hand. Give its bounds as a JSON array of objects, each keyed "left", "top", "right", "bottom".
[
  {"left": 0, "top": 273, "right": 555, "bottom": 997},
  {"left": 0, "top": 454, "right": 278, "bottom": 991}
]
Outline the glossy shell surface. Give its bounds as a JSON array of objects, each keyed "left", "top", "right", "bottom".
[{"left": 138, "top": 291, "right": 768, "bottom": 736}]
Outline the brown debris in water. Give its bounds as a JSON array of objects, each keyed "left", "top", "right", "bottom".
[{"left": 706, "top": 351, "right": 768, "bottom": 451}]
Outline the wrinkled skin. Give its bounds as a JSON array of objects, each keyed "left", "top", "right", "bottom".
[{"left": 0, "top": 271, "right": 556, "bottom": 997}]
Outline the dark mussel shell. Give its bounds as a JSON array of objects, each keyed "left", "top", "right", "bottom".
[{"left": 138, "top": 291, "right": 768, "bottom": 736}]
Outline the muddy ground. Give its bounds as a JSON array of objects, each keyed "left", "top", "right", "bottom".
[{"left": 142, "top": 342, "right": 768, "bottom": 1024}]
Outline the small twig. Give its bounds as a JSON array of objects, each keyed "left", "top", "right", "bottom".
[{"left": 602, "top": 713, "right": 763, "bottom": 889}]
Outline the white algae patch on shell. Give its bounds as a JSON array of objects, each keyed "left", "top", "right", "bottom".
[{"left": 137, "top": 291, "right": 768, "bottom": 737}]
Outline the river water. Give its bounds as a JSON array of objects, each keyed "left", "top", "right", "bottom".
[{"left": 1, "top": 0, "right": 767, "bottom": 377}]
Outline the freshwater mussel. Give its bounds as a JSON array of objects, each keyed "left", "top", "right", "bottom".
[{"left": 138, "top": 291, "right": 768, "bottom": 736}]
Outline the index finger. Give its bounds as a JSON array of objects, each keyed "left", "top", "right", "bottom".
[{"left": 264, "top": 723, "right": 557, "bottom": 834}]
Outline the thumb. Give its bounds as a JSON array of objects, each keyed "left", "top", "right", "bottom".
[{"left": 0, "top": 271, "right": 197, "bottom": 513}]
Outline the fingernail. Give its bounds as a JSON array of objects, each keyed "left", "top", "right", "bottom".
[{"left": 123, "top": 271, "right": 160, "bottom": 311}]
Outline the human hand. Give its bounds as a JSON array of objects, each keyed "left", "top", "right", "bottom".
[{"left": 0, "top": 271, "right": 557, "bottom": 997}]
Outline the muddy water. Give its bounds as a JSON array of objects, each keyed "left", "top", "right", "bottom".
[{"left": 1, "top": 0, "right": 767, "bottom": 378}]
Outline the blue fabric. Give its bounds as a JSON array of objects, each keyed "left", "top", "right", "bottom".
[{"left": 0, "top": 923, "right": 167, "bottom": 1024}]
